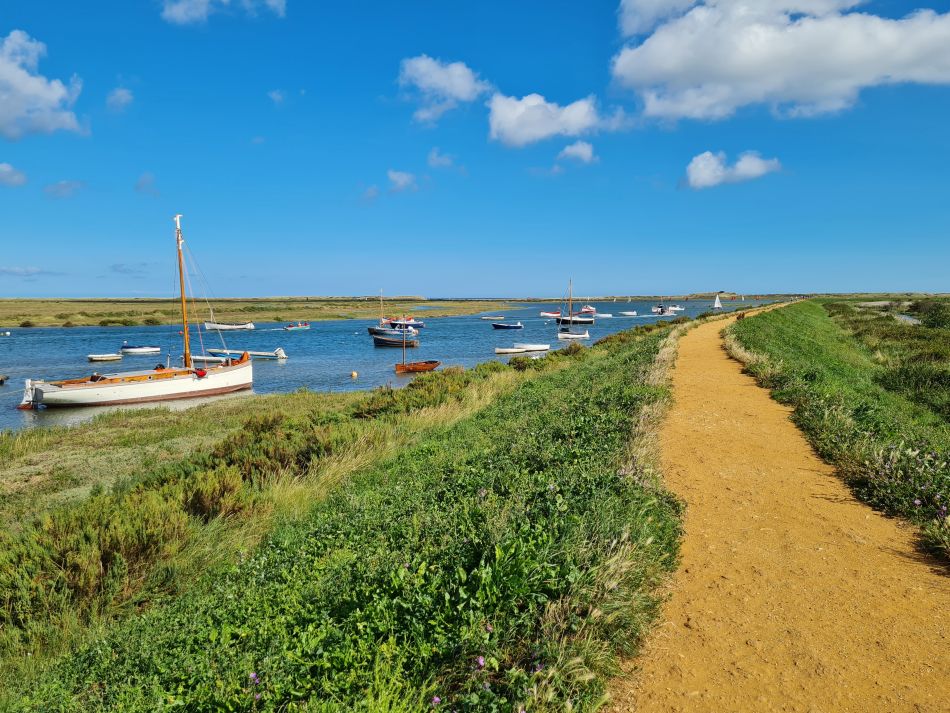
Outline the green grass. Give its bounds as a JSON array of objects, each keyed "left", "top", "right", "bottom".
[
  {"left": 726, "top": 301, "right": 950, "bottom": 558},
  {"left": 5, "top": 325, "right": 681, "bottom": 711}
]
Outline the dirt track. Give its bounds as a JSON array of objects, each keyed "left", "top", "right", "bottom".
[{"left": 610, "top": 314, "right": 950, "bottom": 712}]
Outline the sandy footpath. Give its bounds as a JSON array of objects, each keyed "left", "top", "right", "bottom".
[{"left": 610, "top": 314, "right": 949, "bottom": 712}]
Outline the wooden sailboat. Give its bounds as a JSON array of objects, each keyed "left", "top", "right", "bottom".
[
  {"left": 18, "top": 216, "right": 253, "bottom": 409},
  {"left": 395, "top": 326, "right": 440, "bottom": 373}
]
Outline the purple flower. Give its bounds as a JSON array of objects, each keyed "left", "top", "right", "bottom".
[
  {"left": 533, "top": 663, "right": 544, "bottom": 673},
  {"left": 476, "top": 655, "right": 485, "bottom": 669},
  {"left": 254, "top": 693, "right": 261, "bottom": 701},
  {"left": 431, "top": 696, "right": 441, "bottom": 707},
  {"left": 249, "top": 672, "right": 259, "bottom": 685},
  {"left": 485, "top": 622, "right": 493, "bottom": 633},
  {"left": 914, "top": 499, "right": 922, "bottom": 506}
]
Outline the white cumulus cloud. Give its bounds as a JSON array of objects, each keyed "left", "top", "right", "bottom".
[
  {"left": 162, "top": 0, "right": 286, "bottom": 25},
  {"left": 0, "top": 30, "right": 82, "bottom": 140},
  {"left": 489, "top": 93, "right": 623, "bottom": 147},
  {"left": 267, "top": 89, "right": 285, "bottom": 104},
  {"left": 399, "top": 55, "right": 490, "bottom": 122},
  {"left": 686, "top": 150, "right": 780, "bottom": 189},
  {"left": 107, "top": 87, "right": 133, "bottom": 112},
  {"left": 557, "top": 140, "right": 597, "bottom": 163},
  {"left": 0, "top": 163, "right": 27, "bottom": 186},
  {"left": 612, "top": 1, "right": 950, "bottom": 120},
  {"left": 387, "top": 169, "right": 417, "bottom": 193}
]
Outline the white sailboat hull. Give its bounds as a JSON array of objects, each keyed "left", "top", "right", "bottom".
[
  {"left": 557, "top": 331, "right": 589, "bottom": 340},
  {"left": 204, "top": 322, "right": 255, "bottom": 331},
  {"left": 22, "top": 361, "right": 253, "bottom": 408},
  {"left": 512, "top": 343, "right": 550, "bottom": 351}
]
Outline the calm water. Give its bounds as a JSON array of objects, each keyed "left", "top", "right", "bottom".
[{"left": 0, "top": 299, "right": 761, "bottom": 432}]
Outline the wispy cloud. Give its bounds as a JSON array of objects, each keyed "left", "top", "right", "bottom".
[
  {"left": 387, "top": 170, "right": 417, "bottom": 193},
  {"left": 44, "top": 180, "right": 84, "bottom": 198},
  {"left": 685, "top": 150, "right": 781, "bottom": 189},
  {"left": 134, "top": 172, "right": 159, "bottom": 196},
  {"left": 109, "top": 262, "right": 151, "bottom": 276},
  {"left": 161, "top": 0, "right": 286, "bottom": 25},
  {"left": 0, "top": 30, "right": 82, "bottom": 140},
  {"left": 267, "top": 89, "right": 285, "bottom": 105},
  {"left": 427, "top": 147, "right": 454, "bottom": 168},
  {"left": 0, "top": 266, "right": 63, "bottom": 280},
  {"left": 0, "top": 162, "right": 27, "bottom": 187},
  {"left": 106, "top": 86, "right": 134, "bottom": 112}
]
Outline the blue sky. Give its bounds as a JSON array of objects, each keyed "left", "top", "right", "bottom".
[{"left": 2, "top": 0, "right": 949, "bottom": 297}]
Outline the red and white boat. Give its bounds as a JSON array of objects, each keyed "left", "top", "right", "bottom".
[
  {"left": 539, "top": 310, "right": 561, "bottom": 318},
  {"left": 18, "top": 216, "right": 253, "bottom": 409}
]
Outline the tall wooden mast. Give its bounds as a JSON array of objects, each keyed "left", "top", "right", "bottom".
[{"left": 175, "top": 214, "right": 192, "bottom": 369}]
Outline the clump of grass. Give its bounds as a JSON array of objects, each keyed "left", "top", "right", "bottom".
[
  {"left": 727, "top": 301, "right": 950, "bottom": 558},
  {"left": 0, "top": 359, "right": 549, "bottom": 690}
]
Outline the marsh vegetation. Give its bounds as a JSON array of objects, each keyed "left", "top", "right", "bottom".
[{"left": 2, "top": 323, "right": 682, "bottom": 711}]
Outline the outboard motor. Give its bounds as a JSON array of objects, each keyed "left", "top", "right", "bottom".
[{"left": 16, "top": 379, "right": 37, "bottom": 410}]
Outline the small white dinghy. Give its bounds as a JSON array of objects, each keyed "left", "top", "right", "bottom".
[
  {"left": 557, "top": 330, "right": 589, "bottom": 340},
  {"left": 596, "top": 313, "right": 613, "bottom": 318},
  {"left": 512, "top": 343, "right": 550, "bottom": 352},
  {"left": 88, "top": 353, "right": 123, "bottom": 362},
  {"left": 619, "top": 311, "right": 638, "bottom": 316},
  {"left": 120, "top": 344, "right": 161, "bottom": 355},
  {"left": 495, "top": 347, "right": 528, "bottom": 355}
]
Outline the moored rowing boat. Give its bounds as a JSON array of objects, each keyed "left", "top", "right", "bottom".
[
  {"left": 88, "top": 353, "right": 122, "bottom": 362},
  {"left": 207, "top": 347, "right": 287, "bottom": 360},
  {"left": 395, "top": 360, "right": 440, "bottom": 374}
]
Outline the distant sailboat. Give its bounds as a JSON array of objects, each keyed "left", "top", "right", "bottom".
[
  {"left": 557, "top": 280, "right": 590, "bottom": 340},
  {"left": 713, "top": 294, "right": 723, "bottom": 309}
]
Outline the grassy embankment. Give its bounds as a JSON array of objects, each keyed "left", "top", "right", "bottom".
[
  {"left": 0, "top": 297, "right": 514, "bottom": 328},
  {"left": 726, "top": 300, "right": 950, "bottom": 557},
  {"left": 4, "top": 321, "right": 684, "bottom": 711}
]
